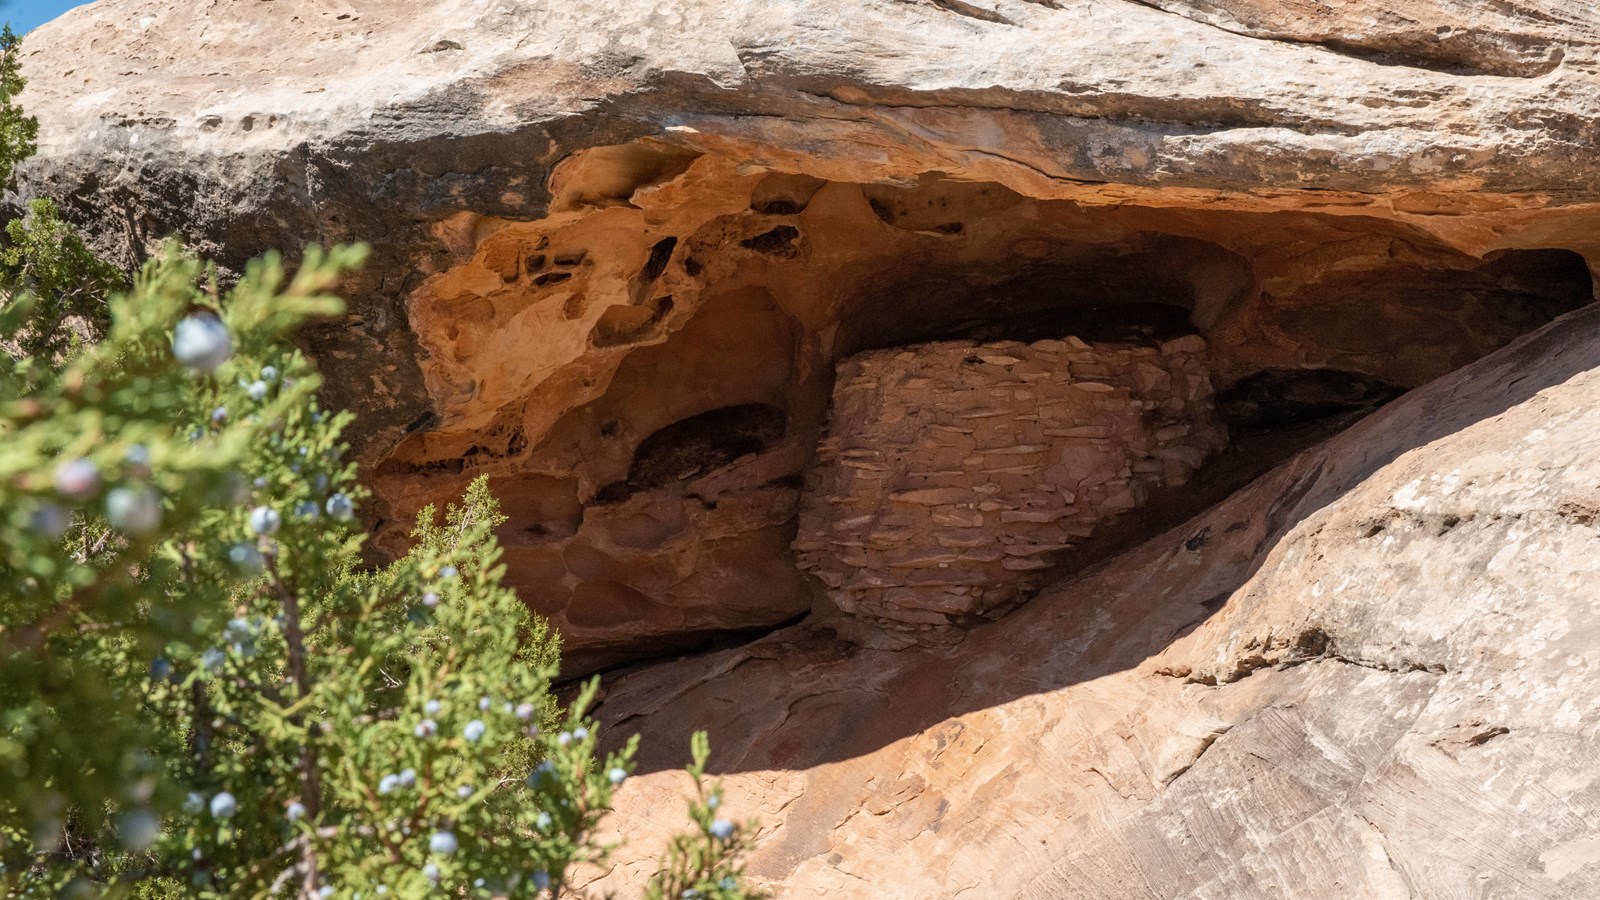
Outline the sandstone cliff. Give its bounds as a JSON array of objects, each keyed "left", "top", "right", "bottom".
[{"left": 19, "top": 0, "right": 1600, "bottom": 895}]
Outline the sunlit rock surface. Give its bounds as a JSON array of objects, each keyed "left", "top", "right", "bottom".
[{"left": 19, "top": 0, "right": 1600, "bottom": 894}]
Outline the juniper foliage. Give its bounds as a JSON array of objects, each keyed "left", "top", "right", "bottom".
[
  {"left": 0, "top": 26, "right": 36, "bottom": 186},
  {"left": 0, "top": 25, "right": 122, "bottom": 362},
  {"left": 0, "top": 29, "right": 757, "bottom": 900}
]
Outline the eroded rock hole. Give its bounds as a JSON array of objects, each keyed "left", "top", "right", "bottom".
[
  {"left": 1475, "top": 248, "right": 1592, "bottom": 324},
  {"left": 795, "top": 230, "right": 1589, "bottom": 639},
  {"left": 837, "top": 232, "right": 1240, "bottom": 355},
  {"left": 1218, "top": 369, "right": 1405, "bottom": 428},
  {"left": 627, "top": 404, "right": 788, "bottom": 492},
  {"left": 741, "top": 225, "right": 801, "bottom": 259},
  {"left": 956, "top": 301, "right": 1195, "bottom": 345},
  {"left": 590, "top": 295, "right": 674, "bottom": 348},
  {"left": 381, "top": 157, "right": 1596, "bottom": 668},
  {"left": 548, "top": 140, "right": 701, "bottom": 209},
  {"left": 754, "top": 199, "right": 807, "bottom": 216},
  {"left": 641, "top": 237, "right": 677, "bottom": 282},
  {"left": 750, "top": 172, "right": 825, "bottom": 215}
]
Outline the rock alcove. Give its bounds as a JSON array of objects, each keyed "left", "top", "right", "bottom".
[
  {"left": 29, "top": 0, "right": 1600, "bottom": 891},
  {"left": 365, "top": 141, "right": 1592, "bottom": 672}
]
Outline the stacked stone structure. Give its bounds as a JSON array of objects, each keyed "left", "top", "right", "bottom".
[{"left": 795, "top": 334, "right": 1226, "bottom": 631}]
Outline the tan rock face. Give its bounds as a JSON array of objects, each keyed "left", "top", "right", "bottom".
[
  {"left": 21, "top": 0, "right": 1600, "bottom": 893},
  {"left": 21, "top": 1, "right": 1600, "bottom": 668},
  {"left": 588, "top": 306, "right": 1600, "bottom": 899},
  {"left": 796, "top": 336, "right": 1225, "bottom": 634},
  {"left": 356, "top": 157, "right": 1587, "bottom": 668}
]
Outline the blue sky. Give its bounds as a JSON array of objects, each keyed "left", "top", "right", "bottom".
[{"left": 4, "top": 0, "right": 89, "bottom": 34}]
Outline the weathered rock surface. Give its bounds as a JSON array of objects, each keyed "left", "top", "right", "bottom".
[
  {"left": 19, "top": 0, "right": 1600, "bottom": 894},
  {"left": 590, "top": 302, "right": 1600, "bottom": 899},
  {"left": 20, "top": 0, "right": 1600, "bottom": 664}
]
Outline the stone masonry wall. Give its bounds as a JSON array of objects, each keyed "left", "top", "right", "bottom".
[{"left": 795, "top": 335, "right": 1227, "bottom": 633}]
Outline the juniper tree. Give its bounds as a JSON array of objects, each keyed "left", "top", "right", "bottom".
[{"left": 0, "top": 27, "right": 757, "bottom": 900}]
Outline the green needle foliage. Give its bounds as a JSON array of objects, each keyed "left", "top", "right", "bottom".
[
  {"left": 2, "top": 197, "right": 124, "bottom": 360},
  {"left": 0, "top": 24, "right": 123, "bottom": 362},
  {"left": 643, "top": 733, "right": 761, "bottom": 900},
  {"left": 0, "top": 26, "right": 37, "bottom": 187},
  {"left": 0, "top": 28, "right": 759, "bottom": 900}
]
